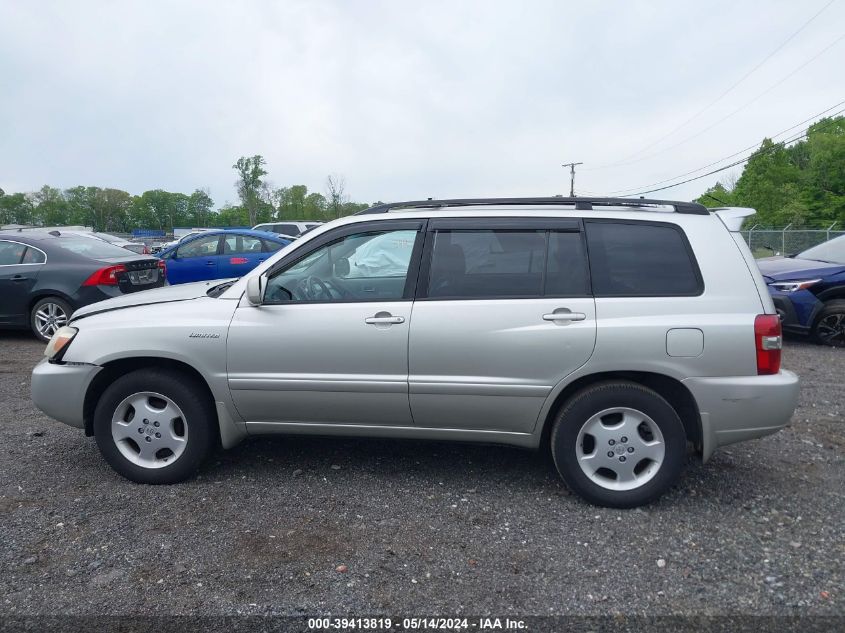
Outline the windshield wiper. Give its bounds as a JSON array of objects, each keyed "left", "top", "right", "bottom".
[{"left": 207, "top": 281, "right": 236, "bottom": 298}]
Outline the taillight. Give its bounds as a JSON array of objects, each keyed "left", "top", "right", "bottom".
[
  {"left": 82, "top": 264, "right": 127, "bottom": 287},
  {"left": 754, "top": 314, "right": 782, "bottom": 375},
  {"left": 158, "top": 259, "right": 167, "bottom": 280},
  {"left": 143, "top": 245, "right": 150, "bottom": 254}
]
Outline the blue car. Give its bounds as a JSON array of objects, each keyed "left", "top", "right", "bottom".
[
  {"left": 757, "top": 234, "right": 845, "bottom": 347},
  {"left": 158, "top": 229, "right": 291, "bottom": 285}
]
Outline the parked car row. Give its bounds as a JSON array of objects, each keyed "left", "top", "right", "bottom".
[
  {"left": 0, "top": 231, "right": 165, "bottom": 341},
  {"left": 0, "top": 228, "right": 295, "bottom": 341}
]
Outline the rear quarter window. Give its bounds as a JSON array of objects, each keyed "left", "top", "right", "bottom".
[{"left": 585, "top": 221, "right": 702, "bottom": 296}]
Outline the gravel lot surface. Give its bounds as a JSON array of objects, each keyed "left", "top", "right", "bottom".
[{"left": 1, "top": 332, "right": 843, "bottom": 620}]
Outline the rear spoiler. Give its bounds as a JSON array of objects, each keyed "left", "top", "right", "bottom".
[{"left": 711, "top": 207, "right": 756, "bottom": 231}]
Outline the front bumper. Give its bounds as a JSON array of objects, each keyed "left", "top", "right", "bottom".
[
  {"left": 682, "top": 370, "right": 800, "bottom": 461},
  {"left": 31, "top": 358, "right": 101, "bottom": 429}
]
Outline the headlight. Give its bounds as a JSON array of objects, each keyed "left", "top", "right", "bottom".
[
  {"left": 770, "top": 279, "right": 821, "bottom": 293},
  {"left": 44, "top": 326, "right": 78, "bottom": 361}
]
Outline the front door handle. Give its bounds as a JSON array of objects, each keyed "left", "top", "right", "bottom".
[
  {"left": 543, "top": 310, "right": 587, "bottom": 322},
  {"left": 365, "top": 314, "right": 405, "bottom": 325}
]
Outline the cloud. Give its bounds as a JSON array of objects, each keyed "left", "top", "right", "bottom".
[{"left": 1, "top": 0, "right": 842, "bottom": 206}]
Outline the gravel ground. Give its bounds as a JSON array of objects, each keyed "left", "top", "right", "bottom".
[{"left": 0, "top": 332, "right": 843, "bottom": 621}]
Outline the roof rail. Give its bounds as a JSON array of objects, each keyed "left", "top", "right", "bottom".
[{"left": 355, "top": 197, "right": 709, "bottom": 216}]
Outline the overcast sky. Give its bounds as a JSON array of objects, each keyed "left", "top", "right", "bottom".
[{"left": 1, "top": 0, "right": 843, "bottom": 208}]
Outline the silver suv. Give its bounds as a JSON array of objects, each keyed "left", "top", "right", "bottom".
[{"left": 32, "top": 198, "right": 799, "bottom": 507}]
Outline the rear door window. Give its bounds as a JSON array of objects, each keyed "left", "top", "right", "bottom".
[
  {"left": 585, "top": 221, "right": 702, "bottom": 296},
  {"left": 0, "top": 240, "right": 26, "bottom": 265},
  {"left": 222, "top": 234, "right": 263, "bottom": 255},
  {"left": 177, "top": 235, "right": 221, "bottom": 258},
  {"left": 428, "top": 230, "right": 546, "bottom": 298},
  {"left": 22, "top": 247, "right": 46, "bottom": 264},
  {"left": 425, "top": 225, "right": 590, "bottom": 299}
]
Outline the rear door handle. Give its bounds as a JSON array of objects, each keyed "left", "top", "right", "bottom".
[
  {"left": 12, "top": 275, "right": 28, "bottom": 282},
  {"left": 206, "top": 260, "right": 216, "bottom": 266},
  {"left": 543, "top": 311, "right": 586, "bottom": 322},
  {"left": 365, "top": 315, "right": 405, "bottom": 325}
]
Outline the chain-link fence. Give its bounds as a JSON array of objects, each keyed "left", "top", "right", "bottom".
[{"left": 739, "top": 226, "right": 844, "bottom": 257}]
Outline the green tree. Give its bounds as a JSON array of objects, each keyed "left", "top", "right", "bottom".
[
  {"left": 694, "top": 182, "right": 735, "bottom": 207},
  {"left": 188, "top": 189, "right": 214, "bottom": 227},
  {"left": 233, "top": 155, "right": 269, "bottom": 226},
  {"left": 0, "top": 192, "right": 33, "bottom": 225},
  {"left": 32, "top": 185, "right": 68, "bottom": 226},
  {"left": 696, "top": 115, "right": 845, "bottom": 228}
]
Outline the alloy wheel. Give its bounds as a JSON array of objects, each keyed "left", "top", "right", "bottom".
[
  {"left": 34, "top": 302, "right": 68, "bottom": 338},
  {"left": 111, "top": 392, "right": 189, "bottom": 469},
  {"left": 575, "top": 407, "right": 666, "bottom": 491}
]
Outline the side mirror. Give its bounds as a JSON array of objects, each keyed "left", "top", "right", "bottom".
[
  {"left": 246, "top": 275, "right": 264, "bottom": 306},
  {"left": 333, "top": 257, "right": 350, "bottom": 278}
]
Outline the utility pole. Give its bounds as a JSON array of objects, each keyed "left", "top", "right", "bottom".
[{"left": 562, "top": 162, "right": 583, "bottom": 197}]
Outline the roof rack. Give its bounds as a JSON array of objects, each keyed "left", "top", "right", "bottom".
[{"left": 355, "top": 197, "right": 709, "bottom": 216}]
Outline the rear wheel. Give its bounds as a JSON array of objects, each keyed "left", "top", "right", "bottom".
[
  {"left": 93, "top": 368, "right": 216, "bottom": 484},
  {"left": 30, "top": 296, "right": 72, "bottom": 342},
  {"left": 550, "top": 381, "right": 687, "bottom": 508},
  {"left": 812, "top": 300, "right": 845, "bottom": 347}
]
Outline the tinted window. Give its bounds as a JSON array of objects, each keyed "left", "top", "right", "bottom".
[
  {"left": 276, "top": 224, "right": 300, "bottom": 236},
  {"left": 0, "top": 241, "right": 26, "bottom": 265},
  {"left": 22, "top": 247, "right": 46, "bottom": 264},
  {"left": 585, "top": 222, "right": 701, "bottom": 296},
  {"left": 428, "top": 230, "right": 546, "bottom": 298},
  {"left": 177, "top": 235, "right": 220, "bottom": 258},
  {"left": 546, "top": 232, "right": 589, "bottom": 296}
]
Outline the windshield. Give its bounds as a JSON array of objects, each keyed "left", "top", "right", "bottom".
[
  {"left": 53, "top": 237, "right": 138, "bottom": 259},
  {"left": 797, "top": 234, "right": 845, "bottom": 264}
]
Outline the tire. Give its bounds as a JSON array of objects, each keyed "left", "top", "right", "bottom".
[
  {"left": 550, "top": 381, "right": 687, "bottom": 508},
  {"left": 30, "top": 296, "right": 73, "bottom": 342},
  {"left": 93, "top": 368, "right": 216, "bottom": 484},
  {"left": 811, "top": 300, "right": 845, "bottom": 348}
]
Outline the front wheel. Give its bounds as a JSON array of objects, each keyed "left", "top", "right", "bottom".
[
  {"left": 812, "top": 300, "right": 845, "bottom": 347},
  {"left": 550, "top": 381, "right": 687, "bottom": 508},
  {"left": 93, "top": 369, "right": 216, "bottom": 484}
]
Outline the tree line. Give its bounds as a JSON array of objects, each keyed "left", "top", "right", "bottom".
[
  {"left": 695, "top": 116, "right": 845, "bottom": 228},
  {"left": 0, "top": 155, "right": 370, "bottom": 232}
]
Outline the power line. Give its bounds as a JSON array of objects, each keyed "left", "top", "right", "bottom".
[
  {"left": 602, "top": 101, "right": 845, "bottom": 196},
  {"left": 599, "top": 114, "right": 845, "bottom": 198},
  {"left": 593, "top": 0, "right": 839, "bottom": 168},
  {"left": 623, "top": 128, "right": 812, "bottom": 197},
  {"left": 588, "top": 30, "right": 845, "bottom": 171}
]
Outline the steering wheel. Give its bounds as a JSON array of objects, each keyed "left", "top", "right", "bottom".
[{"left": 302, "top": 275, "right": 333, "bottom": 300}]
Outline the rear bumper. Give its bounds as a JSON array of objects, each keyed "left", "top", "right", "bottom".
[
  {"left": 682, "top": 370, "right": 800, "bottom": 461},
  {"left": 31, "top": 358, "right": 101, "bottom": 429}
]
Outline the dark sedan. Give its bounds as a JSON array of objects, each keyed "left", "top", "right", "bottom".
[{"left": 0, "top": 231, "right": 166, "bottom": 341}]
